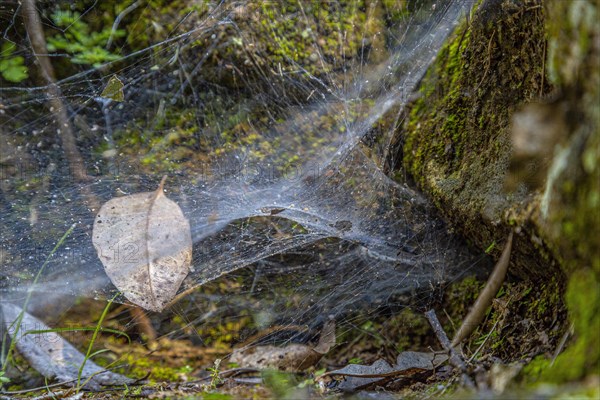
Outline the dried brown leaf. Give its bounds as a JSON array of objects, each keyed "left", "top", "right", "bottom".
[
  {"left": 230, "top": 321, "right": 335, "bottom": 371},
  {"left": 92, "top": 177, "right": 192, "bottom": 311}
]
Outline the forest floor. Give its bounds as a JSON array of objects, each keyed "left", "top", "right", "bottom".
[{"left": 3, "top": 272, "right": 591, "bottom": 399}]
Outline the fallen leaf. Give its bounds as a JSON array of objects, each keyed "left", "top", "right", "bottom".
[
  {"left": 312, "top": 319, "right": 336, "bottom": 355},
  {"left": 92, "top": 176, "right": 192, "bottom": 312},
  {"left": 318, "top": 351, "right": 447, "bottom": 392},
  {"left": 230, "top": 320, "right": 335, "bottom": 372},
  {"left": 1, "top": 303, "right": 133, "bottom": 390},
  {"left": 395, "top": 351, "right": 447, "bottom": 370},
  {"left": 318, "top": 359, "right": 395, "bottom": 392},
  {"left": 100, "top": 74, "right": 124, "bottom": 102}
]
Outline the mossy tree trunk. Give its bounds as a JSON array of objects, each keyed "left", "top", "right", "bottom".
[{"left": 393, "top": 0, "right": 599, "bottom": 382}]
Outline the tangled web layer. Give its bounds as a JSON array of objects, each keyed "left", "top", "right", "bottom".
[{"left": 0, "top": 0, "right": 486, "bottom": 332}]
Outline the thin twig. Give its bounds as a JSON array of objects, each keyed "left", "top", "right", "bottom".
[
  {"left": 106, "top": 0, "right": 141, "bottom": 49},
  {"left": 467, "top": 296, "right": 512, "bottom": 363},
  {"left": 189, "top": 367, "right": 260, "bottom": 383},
  {"left": 467, "top": 318, "right": 500, "bottom": 363},
  {"left": 473, "top": 30, "right": 495, "bottom": 94},
  {"left": 452, "top": 231, "right": 513, "bottom": 347},
  {"left": 425, "top": 310, "right": 474, "bottom": 389},
  {"left": 551, "top": 322, "right": 574, "bottom": 367},
  {"left": 425, "top": 310, "right": 467, "bottom": 372}
]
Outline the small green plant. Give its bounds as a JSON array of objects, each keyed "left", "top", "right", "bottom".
[
  {"left": 76, "top": 292, "right": 121, "bottom": 390},
  {"left": 202, "top": 358, "right": 222, "bottom": 391},
  {"left": 0, "top": 41, "right": 28, "bottom": 83},
  {"left": 47, "top": 10, "right": 124, "bottom": 67},
  {"left": 0, "top": 370, "right": 10, "bottom": 388},
  {"left": 297, "top": 368, "right": 326, "bottom": 389},
  {"left": 123, "top": 383, "right": 143, "bottom": 396}
]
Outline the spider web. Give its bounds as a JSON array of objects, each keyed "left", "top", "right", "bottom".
[{"left": 0, "top": 0, "right": 487, "bottom": 335}]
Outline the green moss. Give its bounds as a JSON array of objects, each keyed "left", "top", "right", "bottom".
[
  {"left": 96, "top": 344, "right": 197, "bottom": 383},
  {"left": 106, "top": 1, "right": 423, "bottom": 177},
  {"left": 557, "top": 269, "right": 600, "bottom": 377},
  {"left": 111, "top": 103, "right": 209, "bottom": 173},
  {"left": 403, "top": 20, "right": 473, "bottom": 185},
  {"left": 381, "top": 0, "right": 408, "bottom": 25},
  {"left": 125, "top": 0, "right": 207, "bottom": 50},
  {"left": 229, "top": 1, "right": 391, "bottom": 77},
  {"left": 391, "top": 308, "right": 432, "bottom": 352},
  {"left": 526, "top": 277, "right": 562, "bottom": 321},
  {"left": 523, "top": 269, "right": 599, "bottom": 382}
]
